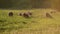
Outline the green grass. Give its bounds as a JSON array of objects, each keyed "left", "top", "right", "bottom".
[{"left": 0, "top": 9, "right": 60, "bottom": 34}]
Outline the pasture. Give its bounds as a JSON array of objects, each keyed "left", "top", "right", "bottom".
[{"left": 0, "top": 9, "right": 60, "bottom": 34}]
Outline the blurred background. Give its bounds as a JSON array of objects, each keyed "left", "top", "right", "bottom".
[{"left": 0, "top": 0, "right": 60, "bottom": 10}]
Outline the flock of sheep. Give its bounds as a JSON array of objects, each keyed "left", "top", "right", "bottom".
[
  {"left": 8, "top": 12, "right": 32, "bottom": 18},
  {"left": 8, "top": 12, "right": 53, "bottom": 19}
]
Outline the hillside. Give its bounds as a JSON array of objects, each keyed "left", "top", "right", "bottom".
[{"left": 0, "top": 8, "right": 60, "bottom": 34}]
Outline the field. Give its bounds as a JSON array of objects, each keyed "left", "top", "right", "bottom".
[{"left": 0, "top": 8, "right": 60, "bottom": 34}]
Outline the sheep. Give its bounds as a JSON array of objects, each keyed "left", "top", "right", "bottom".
[
  {"left": 23, "top": 12, "right": 30, "bottom": 18},
  {"left": 9, "top": 12, "right": 13, "bottom": 16},
  {"left": 27, "top": 12, "right": 32, "bottom": 15},
  {"left": 46, "top": 13, "right": 53, "bottom": 18},
  {"left": 19, "top": 12, "right": 32, "bottom": 18}
]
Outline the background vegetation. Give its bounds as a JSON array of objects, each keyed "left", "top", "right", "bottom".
[{"left": 0, "top": 0, "right": 60, "bottom": 9}]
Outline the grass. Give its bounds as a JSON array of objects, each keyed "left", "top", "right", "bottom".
[{"left": 0, "top": 8, "right": 60, "bottom": 34}]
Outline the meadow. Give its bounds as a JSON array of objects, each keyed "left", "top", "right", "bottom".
[{"left": 0, "top": 8, "right": 60, "bottom": 34}]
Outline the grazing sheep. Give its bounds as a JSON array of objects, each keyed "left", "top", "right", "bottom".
[
  {"left": 23, "top": 12, "right": 30, "bottom": 18},
  {"left": 9, "top": 12, "right": 13, "bottom": 16},
  {"left": 27, "top": 12, "right": 32, "bottom": 15},
  {"left": 19, "top": 12, "right": 32, "bottom": 18},
  {"left": 46, "top": 13, "right": 53, "bottom": 18}
]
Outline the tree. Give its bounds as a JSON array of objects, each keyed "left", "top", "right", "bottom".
[{"left": 0, "top": 0, "right": 12, "bottom": 8}]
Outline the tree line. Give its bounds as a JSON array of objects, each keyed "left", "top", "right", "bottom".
[{"left": 0, "top": 0, "right": 59, "bottom": 9}]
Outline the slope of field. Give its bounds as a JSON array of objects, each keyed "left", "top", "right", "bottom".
[{"left": 0, "top": 9, "right": 60, "bottom": 34}]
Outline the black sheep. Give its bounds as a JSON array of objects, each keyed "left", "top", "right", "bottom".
[{"left": 9, "top": 12, "right": 13, "bottom": 16}]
